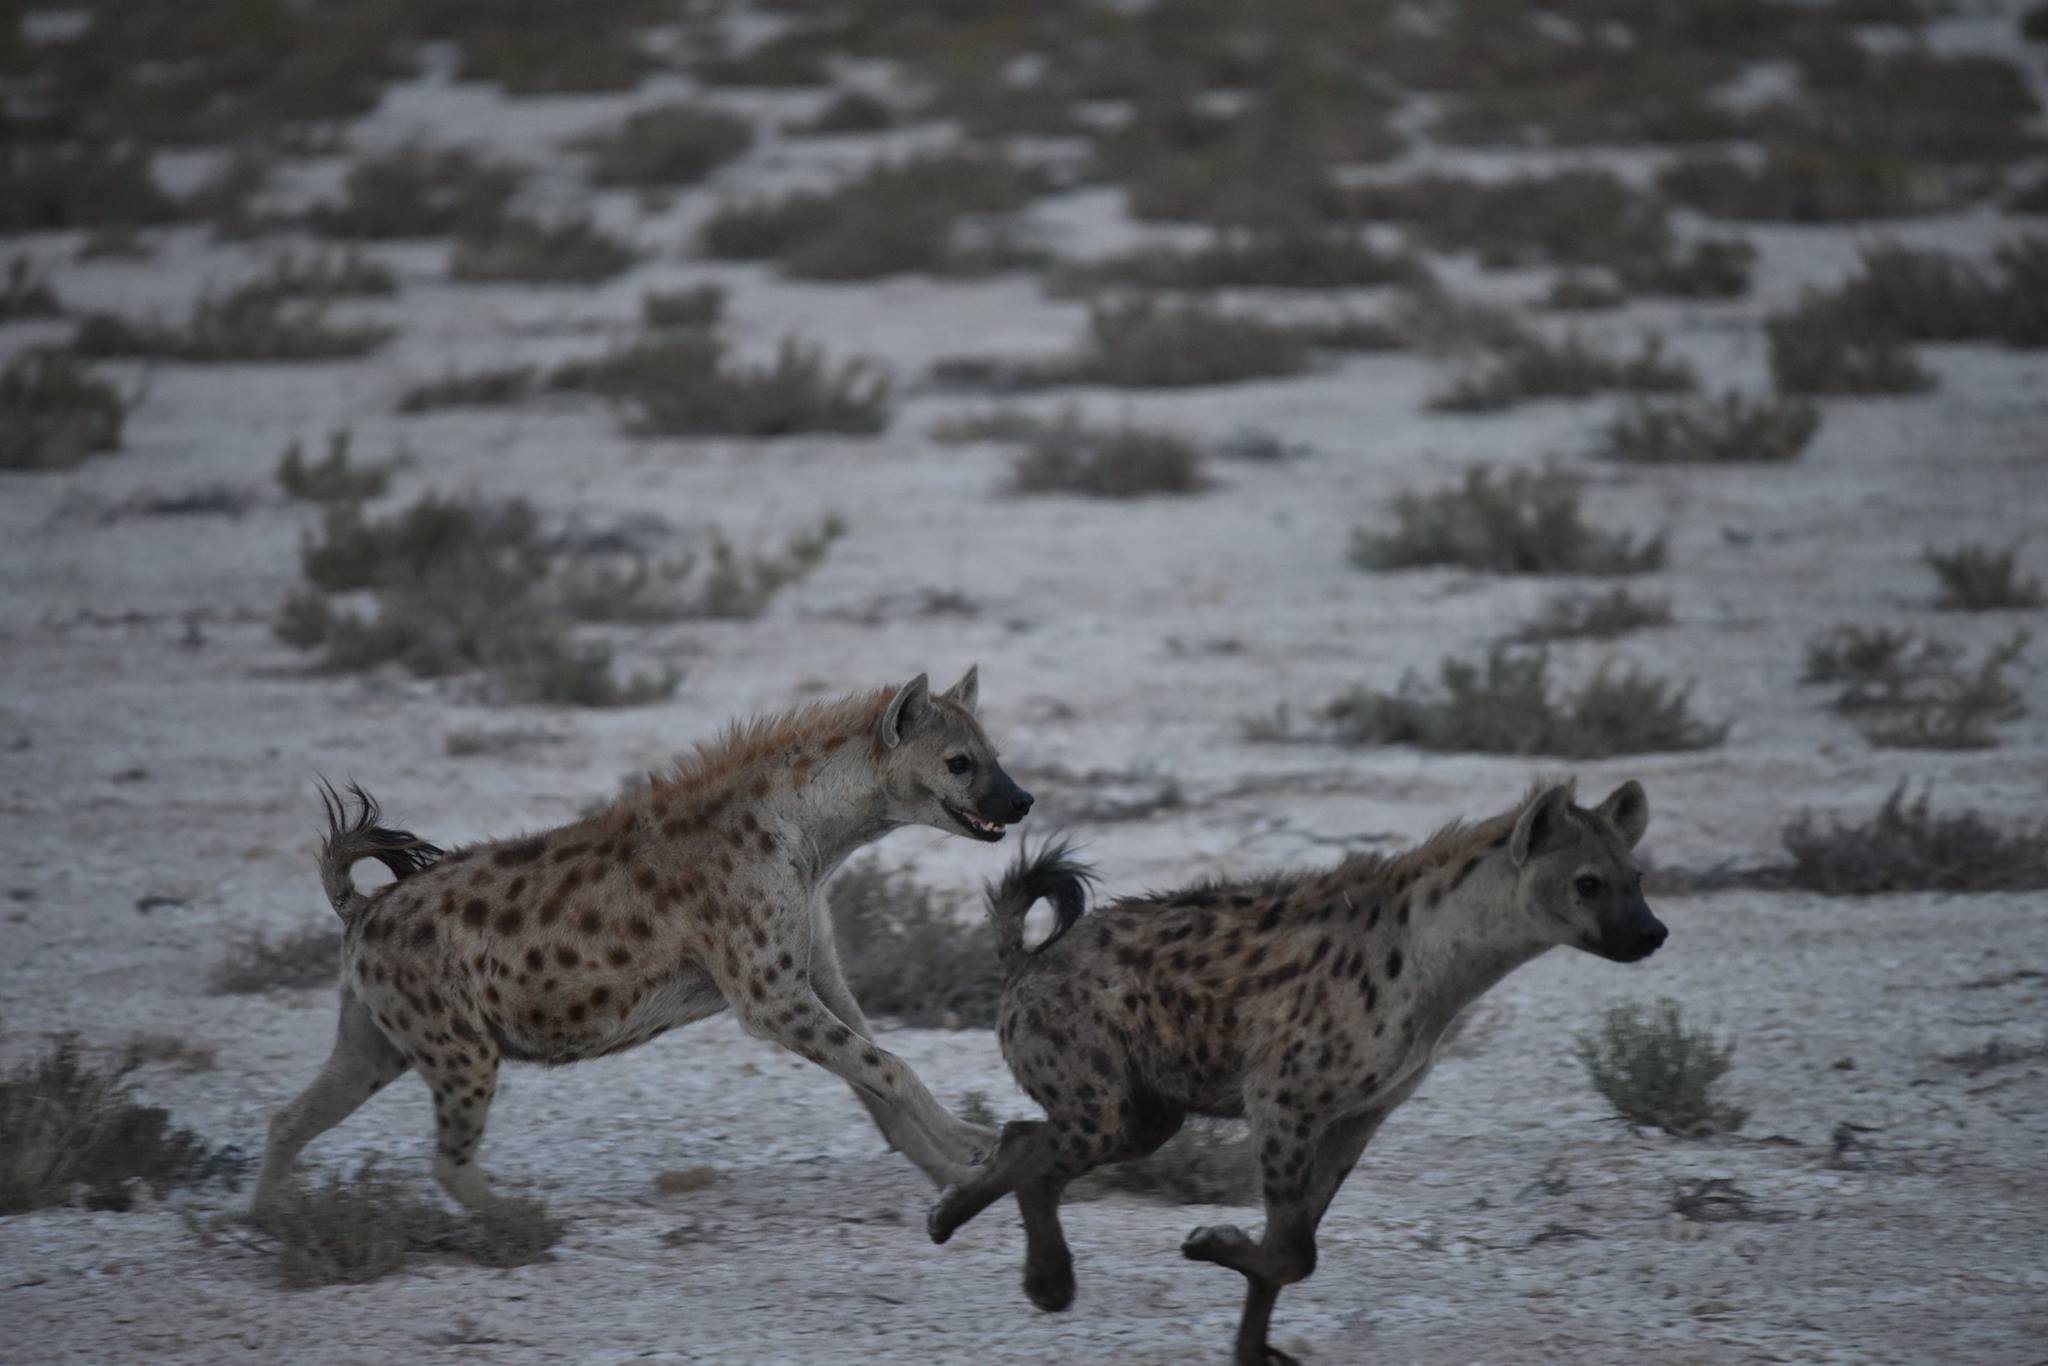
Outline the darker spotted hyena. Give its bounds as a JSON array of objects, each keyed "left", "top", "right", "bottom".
[{"left": 930, "top": 780, "right": 1663, "bottom": 1366}]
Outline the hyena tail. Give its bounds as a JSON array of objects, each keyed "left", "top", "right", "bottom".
[
  {"left": 985, "top": 838, "right": 1094, "bottom": 971},
  {"left": 317, "top": 778, "right": 442, "bottom": 920}
]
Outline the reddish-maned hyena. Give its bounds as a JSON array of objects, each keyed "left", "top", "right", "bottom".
[
  {"left": 252, "top": 668, "right": 1032, "bottom": 1217},
  {"left": 930, "top": 780, "right": 1665, "bottom": 1366}
]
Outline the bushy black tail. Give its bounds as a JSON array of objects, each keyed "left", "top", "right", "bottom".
[
  {"left": 317, "top": 779, "right": 441, "bottom": 920},
  {"left": 985, "top": 838, "right": 1094, "bottom": 971}
]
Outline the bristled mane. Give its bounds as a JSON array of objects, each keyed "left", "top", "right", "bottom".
[
  {"left": 1327, "top": 779, "right": 1577, "bottom": 891},
  {"left": 649, "top": 684, "right": 898, "bottom": 798}
]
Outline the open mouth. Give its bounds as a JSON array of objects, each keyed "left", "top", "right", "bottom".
[{"left": 945, "top": 803, "right": 1009, "bottom": 842}]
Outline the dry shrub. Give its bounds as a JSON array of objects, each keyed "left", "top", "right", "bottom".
[
  {"left": 1780, "top": 783, "right": 2048, "bottom": 894},
  {"left": 830, "top": 860, "right": 1001, "bottom": 1029},
  {"left": 1596, "top": 391, "right": 1820, "bottom": 465},
  {"left": 1576, "top": 1001, "right": 1746, "bottom": 1138},
  {"left": 1351, "top": 467, "right": 1664, "bottom": 576},
  {"left": 0, "top": 349, "right": 126, "bottom": 471}
]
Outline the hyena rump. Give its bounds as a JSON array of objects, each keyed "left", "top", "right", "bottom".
[
  {"left": 930, "top": 780, "right": 1665, "bottom": 1366},
  {"left": 253, "top": 668, "right": 1031, "bottom": 1217}
]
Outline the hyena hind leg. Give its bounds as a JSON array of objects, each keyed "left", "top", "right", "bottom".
[{"left": 251, "top": 990, "right": 409, "bottom": 1220}]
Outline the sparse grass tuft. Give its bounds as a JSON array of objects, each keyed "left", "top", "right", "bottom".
[
  {"left": 75, "top": 284, "right": 393, "bottom": 363},
  {"left": 310, "top": 147, "right": 520, "bottom": 239},
  {"left": 1040, "top": 298, "right": 1312, "bottom": 389},
  {"left": 0, "top": 1037, "right": 244, "bottom": 1214},
  {"left": 928, "top": 408, "right": 1057, "bottom": 445},
  {"left": 793, "top": 90, "right": 897, "bottom": 134},
  {"left": 830, "top": 860, "right": 1002, "bottom": 1029},
  {"left": 276, "top": 430, "right": 397, "bottom": 503},
  {"left": 699, "top": 152, "right": 1042, "bottom": 280},
  {"left": 1058, "top": 232, "right": 1424, "bottom": 292},
  {"left": 0, "top": 257, "right": 61, "bottom": 321},
  {"left": 554, "top": 334, "right": 890, "bottom": 437},
  {"left": 1780, "top": 783, "right": 2048, "bottom": 893},
  {"left": 0, "top": 142, "right": 176, "bottom": 232},
  {"left": 1351, "top": 467, "right": 1664, "bottom": 576},
  {"left": 1924, "top": 543, "right": 2043, "bottom": 610},
  {"left": 1080, "top": 1123, "right": 1257, "bottom": 1205},
  {"left": 572, "top": 103, "right": 754, "bottom": 187},
  {"left": 1862, "top": 632, "right": 2029, "bottom": 751},
  {"left": 1803, "top": 624, "right": 1952, "bottom": 711},
  {"left": 1325, "top": 647, "right": 1726, "bottom": 758},
  {"left": 1596, "top": 391, "right": 1821, "bottom": 465},
  {"left": 1009, "top": 418, "right": 1207, "bottom": 498},
  {"left": 1766, "top": 293, "right": 1934, "bottom": 394},
  {"left": 210, "top": 925, "right": 344, "bottom": 994},
  {"left": 264, "top": 1162, "right": 454, "bottom": 1286},
  {"left": 450, "top": 214, "right": 636, "bottom": 284},
  {"left": 641, "top": 284, "right": 725, "bottom": 329},
  {"left": 1576, "top": 1000, "right": 1746, "bottom": 1138},
  {"left": 1429, "top": 333, "right": 1694, "bottom": 413},
  {"left": 241, "top": 251, "right": 397, "bottom": 305},
  {"left": 0, "top": 349, "right": 127, "bottom": 471},
  {"left": 1512, "top": 588, "right": 1672, "bottom": 643},
  {"left": 396, "top": 365, "right": 536, "bottom": 414},
  {"left": 1658, "top": 146, "right": 1975, "bottom": 223}
]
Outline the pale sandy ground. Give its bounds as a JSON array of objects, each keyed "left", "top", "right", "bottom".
[{"left": 4, "top": 9, "right": 2048, "bottom": 1364}]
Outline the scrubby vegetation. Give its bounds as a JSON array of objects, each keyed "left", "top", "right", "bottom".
[
  {"left": 396, "top": 365, "right": 537, "bottom": 414},
  {"left": 1429, "top": 333, "right": 1694, "bottom": 413},
  {"left": 699, "top": 152, "right": 1043, "bottom": 279},
  {"left": 1008, "top": 418, "right": 1207, "bottom": 498},
  {"left": 1351, "top": 467, "right": 1664, "bottom": 576},
  {"left": 210, "top": 925, "right": 344, "bottom": 993},
  {"left": 310, "top": 147, "right": 520, "bottom": 239},
  {"left": 1861, "top": 633, "right": 2029, "bottom": 751},
  {"left": 791, "top": 90, "right": 897, "bottom": 134},
  {"left": 553, "top": 334, "right": 890, "bottom": 436},
  {"left": 450, "top": 214, "right": 637, "bottom": 283},
  {"left": 1322, "top": 647, "right": 1726, "bottom": 758},
  {"left": 0, "top": 349, "right": 127, "bottom": 471},
  {"left": 0, "top": 143, "right": 176, "bottom": 232},
  {"left": 262, "top": 1162, "right": 559, "bottom": 1287},
  {"left": 0, "top": 1037, "right": 243, "bottom": 1214},
  {"left": 641, "top": 284, "right": 725, "bottom": 329},
  {"left": 1511, "top": 588, "right": 1672, "bottom": 643},
  {"left": 1767, "top": 294, "right": 1934, "bottom": 395},
  {"left": 830, "top": 860, "right": 1001, "bottom": 1029},
  {"left": 0, "top": 257, "right": 60, "bottom": 321},
  {"left": 1057, "top": 231, "right": 1424, "bottom": 292},
  {"left": 1576, "top": 1001, "right": 1746, "bottom": 1138},
  {"left": 1779, "top": 784, "right": 2048, "bottom": 894},
  {"left": 944, "top": 299, "right": 1315, "bottom": 392},
  {"left": 572, "top": 103, "right": 754, "bottom": 187},
  {"left": 1925, "top": 543, "right": 2043, "bottom": 611},
  {"left": 75, "top": 283, "right": 393, "bottom": 363},
  {"left": 1596, "top": 392, "right": 1821, "bottom": 465},
  {"left": 275, "top": 430, "right": 399, "bottom": 503}
]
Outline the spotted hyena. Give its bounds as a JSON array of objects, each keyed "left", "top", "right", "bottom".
[
  {"left": 929, "top": 781, "right": 1664, "bottom": 1365},
  {"left": 252, "top": 668, "right": 1032, "bottom": 1217}
]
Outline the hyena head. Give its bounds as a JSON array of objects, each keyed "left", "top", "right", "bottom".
[
  {"left": 874, "top": 666, "right": 1032, "bottom": 843},
  {"left": 1507, "top": 780, "right": 1665, "bottom": 963}
]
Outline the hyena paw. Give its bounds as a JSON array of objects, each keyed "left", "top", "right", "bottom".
[
  {"left": 1182, "top": 1223, "right": 1252, "bottom": 1264},
  {"left": 928, "top": 1188, "right": 964, "bottom": 1244},
  {"left": 1023, "top": 1251, "right": 1075, "bottom": 1312}
]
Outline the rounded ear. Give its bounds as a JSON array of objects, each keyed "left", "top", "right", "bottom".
[
  {"left": 876, "top": 674, "right": 931, "bottom": 751},
  {"left": 1595, "top": 780, "right": 1649, "bottom": 849},
  {"left": 941, "top": 663, "right": 979, "bottom": 714},
  {"left": 1509, "top": 784, "right": 1573, "bottom": 867}
]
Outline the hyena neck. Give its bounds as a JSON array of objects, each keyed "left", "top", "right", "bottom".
[
  {"left": 765, "top": 743, "right": 900, "bottom": 882},
  {"left": 1388, "top": 852, "right": 1556, "bottom": 1042}
]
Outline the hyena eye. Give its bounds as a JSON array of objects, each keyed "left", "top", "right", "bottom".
[
  {"left": 946, "top": 755, "right": 973, "bottom": 776},
  {"left": 1574, "top": 874, "right": 1604, "bottom": 898}
]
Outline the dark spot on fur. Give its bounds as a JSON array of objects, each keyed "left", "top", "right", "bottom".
[
  {"left": 462, "top": 899, "right": 488, "bottom": 928},
  {"left": 493, "top": 838, "right": 545, "bottom": 867},
  {"left": 495, "top": 907, "right": 523, "bottom": 935}
]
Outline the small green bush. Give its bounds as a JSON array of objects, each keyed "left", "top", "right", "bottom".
[
  {"left": 1596, "top": 391, "right": 1821, "bottom": 465},
  {"left": 1576, "top": 1001, "right": 1746, "bottom": 1138},
  {"left": 1009, "top": 419, "right": 1207, "bottom": 498},
  {"left": 1051, "top": 298, "right": 1312, "bottom": 389},
  {"left": 641, "top": 284, "right": 725, "bottom": 329},
  {"left": 572, "top": 103, "right": 754, "bottom": 187},
  {"left": 0, "top": 349, "right": 126, "bottom": 471},
  {"left": 1512, "top": 588, "right": 1672, "bottom": 643},
  {"left": 1429, "top": 333, "right": 1694, "bottom": 413},
  {"left": 450, "top": 214, "right": 636, "bottom": 283},
  {"left": 310, "top": 147, "right": 520, "bottom": 239},
  {"left": 555, "top": 334, "right": 890, "bottom": 437},
  {"left": 276, "top": 430, "right": 397, "bottom": 503},
  {"left": 1863, "top": 632, "right": 2028, "bottom": 751},
  {"left": 0, "top": 1038, "right": 243, "bottom": 1213},
  {"left": 75, "top": 284, "right": 393, "bottom": 362},
  {"left": 831, "top": 859, "right": 1002, "bottom": 1028},
  {"left": 1325, "top": 647, "right": 1725, "bottom": 758},
  {"left": 210, "top": 925, "right": 344, "bottom": 993},
  {"left": 1767, "top": 294, "right": 1935, "bottom": 394},
  {"left": 1351, "top": 467, "right": 1664, "bottom": 576},
  {"left": 0, "top": 143, "right": 176, "bottom": 232},
  {"left": 396, "top": 365, "right": 536, "bottom": 413},
  {"left": 1781, "top": 783, "right": 2048, "bottom": 893},
  {"left": 1925, "top": 543, "right": 2043, "bottom": 610},
  {"left": 1802, "top": 624, "right": 1953, "bottom": 711}
]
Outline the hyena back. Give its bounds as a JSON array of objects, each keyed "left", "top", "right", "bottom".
[
  {"left": 253, "top": 668, "right": 1032, "bottom": 1217},
  {"left": 930, "top": 780, "right": 1663, "bottom": 1366}
]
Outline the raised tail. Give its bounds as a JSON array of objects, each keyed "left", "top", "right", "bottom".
[
  {"left": 984, "top": 838, "right": 1094, "bottom": 972},
  {"left": 317, "top": 779, "right": 441, "bottom": 920}
]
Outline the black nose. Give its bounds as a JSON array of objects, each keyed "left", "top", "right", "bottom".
[
  {"left": 1633, "top": 914, "right": 1669, "bottom": 957},
  {"left": 1009, "top": 788, "right": 1033, "bottom": 821}
]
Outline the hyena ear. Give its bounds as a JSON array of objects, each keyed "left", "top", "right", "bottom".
[
  {"left": 1595, "top": 780, "right": 1649, "bottom": 849},
  {"left": 1509, "top": 783, "right": 1574, "bottom": 867},
  {"left": 941, "top": 663, "right": 979, "bottom": 714},
  {"left": 877, "top": 673, "right": 932, "bottom": 750}
]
